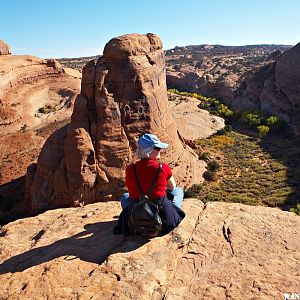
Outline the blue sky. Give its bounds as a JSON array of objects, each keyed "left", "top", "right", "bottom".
[{"left": 1, "top": 0, "right": 299, "bottom": 58}]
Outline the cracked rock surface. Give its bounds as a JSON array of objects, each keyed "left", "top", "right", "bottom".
[{"left": 1, "top": 199, "right": 299, "bottom": 299}]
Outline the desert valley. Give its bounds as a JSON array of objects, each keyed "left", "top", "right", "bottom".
[{"left": 0, "top": 33, "right": 299, "bottom": 299}]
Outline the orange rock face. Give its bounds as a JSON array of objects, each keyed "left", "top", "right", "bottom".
[
  {"left": 25, "top": 33, "right": 205, "bottom": 212},
  {"left": 0, "top": 199, "right": 299, "bottom": 299},
  {"left": 234, "top": 42, "right": 300, "bottom": 133},
  {"left": 0, "top": 53, "right": 81, "bottom": 223},
  {"left": 0, "top": 40, "right": 11, "bottom": 55},
  {"left": 0, "top": 55, "right": 80, "bottom": 132}
]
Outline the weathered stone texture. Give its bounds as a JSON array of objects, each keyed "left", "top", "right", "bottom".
[
  {"left": 234, "top": 42, "right": 300, "bottom": 133},
  {"left": 25, "top": 33, "right": 205, "bottom": 212},
  {"left": 0, "top": 200, "right": 299, "bottom": 299}
]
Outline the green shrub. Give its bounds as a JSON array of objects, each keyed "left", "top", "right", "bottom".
[
  {"left": 198, "top": 152, "right": 211, "bottom": 162},
  {"left": 266, "top": 115, "right": 279, "bottom": 127},
  {"left": 168, "top": 89, "right": 210, "bottom": 101},
  {"left": 240, "top": 111, "right": 263, "bottom": 127},
  {"left": 184, "top": 184, "right": 202, "bottom": 198},
  {"left": 203, "top": 170, "right": 218, "bottom": 181},
  {"left": 217, "top": 104, "right": 234, "bottom": 118},
  {"left": 199, "top": 102, "right": 210, "bottom": 109},
  {"left": 289, "top": 203, "right": 300, "bottom": 216},
  {"left": 207, "top": 160, "right": 221, "bottom": 172},
  {"left": 257, "top": 125, "right": 270, "bottom": 137},
  {"left": 212, "top": 99, "right": 220, "bottom": 107}
]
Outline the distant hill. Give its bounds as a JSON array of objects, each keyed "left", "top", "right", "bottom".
[
  {"left": 165, "top": 44, "right": 292, "bottom": 100},
  {"left": 57, "top": 44, "right": 292, "bottom": 72},
  {"left": 57, "top": 44, "right": 292, "bottom": 103},
  {"left": 58, "top": 55, "right": 100, "bottom": 71}
]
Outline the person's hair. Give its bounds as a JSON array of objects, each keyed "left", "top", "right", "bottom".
[{"left": 136, "top": 145, "right": 154, "bottom": 159}]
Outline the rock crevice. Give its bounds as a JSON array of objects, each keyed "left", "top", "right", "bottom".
[{"left": 222, "top": 221, "right": 235, "bottom": 256}]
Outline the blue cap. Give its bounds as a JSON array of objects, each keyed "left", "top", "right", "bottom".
[{"left": 138, "top": 133, "right": 169, "bottom": 149}]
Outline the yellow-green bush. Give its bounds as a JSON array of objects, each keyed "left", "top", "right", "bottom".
[
  {"left": 211, "top": 135, "right": 235, "bottom": 149},
  {"left": 257, "top": 125, "right": 270, "bottom": 137}
]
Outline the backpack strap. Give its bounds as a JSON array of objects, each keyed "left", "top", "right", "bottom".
[
  {"left": 147, "top": 163, "right": 162, "bottom": 197},
  {"left": 132, "top": 164, "right": 144, "bottom": 197},
  {"left": 132, "top": 163, "right": 162, "bottom": 200}
]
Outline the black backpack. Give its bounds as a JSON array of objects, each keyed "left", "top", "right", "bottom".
[{"left": 127, "top": 163, "right": 163, "bottom": 237}]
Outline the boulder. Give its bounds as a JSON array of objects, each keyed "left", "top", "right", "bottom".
[
  {"left": 25, "top": 33, "right": 205, "bottom": 212},
  {"left": 0, "top": 40, "right": 11, "bottom": 55},
  {"left": 0, "top": 199, "right": 299, "bottom": 299}
]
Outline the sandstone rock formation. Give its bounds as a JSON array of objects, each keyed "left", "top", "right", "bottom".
[
  {"left": 234, "top": 42, "right": 300, "bottom": 133},
  {"left": 0, "top": 55, "right": 81, "bottom": 135},
  {"left": 0, "top": 54, "right": 81, "bottom": 223},
  {"left": 165, "top": 44, "right": 291, "bottom": 104},
  {"left": 58, "top": 45, "right": 291, "bottom": 103},
  {"left": 25, "top": 34, "right": 205, "bottom": 213},
  {"left": 167, "top": 70, "right": 238, "bottom": 102},
  {"left": 0, "top": 199, "right": 299, "bottom": 299},
  {"left": 0, "top": 40, "right": 11, "bottom": 55}
]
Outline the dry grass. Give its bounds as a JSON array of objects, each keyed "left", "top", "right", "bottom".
[{"left": 187, "top": 131, "right": 300, "bottom": 209}]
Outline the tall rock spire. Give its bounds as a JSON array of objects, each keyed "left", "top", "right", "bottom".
[{"left": 25, "top": 33, "right": 205, "bottom": 212}]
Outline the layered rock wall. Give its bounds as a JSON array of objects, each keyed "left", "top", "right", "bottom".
[
  {"left": 0, "top": 55, "right": 80, "bottom": 131},
  {"left": 234, "top": 42, "right": 300, "bottom": 133},
  {"left": 25, "top": 34, "right": 205, "bottom": 212}
]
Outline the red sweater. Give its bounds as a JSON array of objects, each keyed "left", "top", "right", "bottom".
[{"left": 125, "top": 159, "right": 173, "bottom": 200}]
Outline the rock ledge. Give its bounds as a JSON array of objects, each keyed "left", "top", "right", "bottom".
[{"left": 1, "top": 199, "right": 299, "bottom": 299}]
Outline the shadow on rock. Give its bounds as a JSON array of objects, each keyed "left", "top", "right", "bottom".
[
  {"left": 0, "top": 176, "right": 28, "bottom": 225},
  {"left": 0, "top": 220, "right": 149, "bottom": 274},
  {"left": 259, "top": 136, "right": 300, "bottom": 210}
]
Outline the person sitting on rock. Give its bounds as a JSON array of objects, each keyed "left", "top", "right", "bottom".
[{"left": 113, "top": 133, "right": 185, "bottom": 236}]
